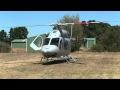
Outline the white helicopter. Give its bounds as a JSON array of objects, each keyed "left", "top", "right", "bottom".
[{"left": 30, "top": 22, "right": 100, "bottom": 64}]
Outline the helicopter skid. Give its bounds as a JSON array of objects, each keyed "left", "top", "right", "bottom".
[{"left": 40, "top": 55, "right": 76, "bottom": 64}]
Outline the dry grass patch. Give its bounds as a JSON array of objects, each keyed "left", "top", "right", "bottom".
[{"left": 0, "top": 52, "right": 120, "bottom": 79}]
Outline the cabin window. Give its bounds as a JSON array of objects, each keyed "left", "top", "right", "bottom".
[
  {"left": 64, "top": 40, "right": 68, "bottom": 50},
  {"left": 44, "top": 38, "right": 50, "bottom": 45},
  {"left": 59, "top": 39, "right": 63, "bottom": 49},
  {"left": 68, "top": 32, "right": 70, "bottom": 38},
  {"left": 50, "top": 38, "right": 59, "bottom": 47},
  {"left": 53, "top": 31, "right": 57, "bottom": 33}
]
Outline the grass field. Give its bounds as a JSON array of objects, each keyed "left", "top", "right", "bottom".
[{"left": 0, "top": 52, "right": 120, "bottom": 79}]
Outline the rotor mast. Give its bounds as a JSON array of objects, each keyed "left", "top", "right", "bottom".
[{"left": 53, "top": 22, "right": 97, "bottom": 38}]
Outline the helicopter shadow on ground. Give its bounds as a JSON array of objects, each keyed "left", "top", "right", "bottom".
[
  {"left": 33, "top": 58, "right": 84, "bottom": 65},
  {"left": 42, "top": 60, "right": 67, "bottom": 65},
  {"left": 33, "top": 59, "right": 67, "bottom": 65}
]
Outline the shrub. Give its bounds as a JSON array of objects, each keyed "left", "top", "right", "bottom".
[
  {"left": 91, "top": 44, "right": 104, "bottom": 52},
  {"left": 0, "top": 41, "right": 11, "bottom": 53}
]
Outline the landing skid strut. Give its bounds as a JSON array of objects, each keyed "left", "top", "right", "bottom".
[{"left": 40, "top": 55, "right": 76, "bottom": 64}]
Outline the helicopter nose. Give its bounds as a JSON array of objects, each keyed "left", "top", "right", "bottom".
[
  {"left": 43, "top": 49, "right": 48, "bottom": 53},
  {"left": 41, "top": 45, "right": 59, "bottom": 57}
]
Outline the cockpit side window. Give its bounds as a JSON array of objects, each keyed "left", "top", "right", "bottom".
[
  {"left": 50, "top": 38, "right": 59, "bottom": 47},
  {"left": 44, "top": 38, "right": 50, "bottom": 45}
]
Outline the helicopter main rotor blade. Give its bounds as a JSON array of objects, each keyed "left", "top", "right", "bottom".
[
  {"left": 1, "top": 21, "right": 115, "bottom": 28},
  {"left": 0, "top": 24, "right": 53, "bottom": 28}
]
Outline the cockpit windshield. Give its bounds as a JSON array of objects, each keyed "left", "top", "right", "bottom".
[
  {"left": 44, "top": 38, "right": 50, "bottom": 45},
  {"left": 50, "top": 38, "right": 59, "bottom": 47}
]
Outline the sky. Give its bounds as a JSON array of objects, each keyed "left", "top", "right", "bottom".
[{"left": 0, "top": 11, "right": 120, "bottom": 37}]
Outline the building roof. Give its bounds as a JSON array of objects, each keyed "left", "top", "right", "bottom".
[
  {"left": 11, "top": 34, "right": 46, "bottom": 43},
  {"left": 83, "top": 38, "right": 96, "bottom": 40},
  {"left": 12, "top": 39, "right": 26, "bottom": 43}
]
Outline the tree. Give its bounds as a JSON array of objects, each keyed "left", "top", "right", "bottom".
[
  {"left": 9, "top": 27, "right": 29, "bottom": 42},
  {"left": 9, "top": 28, "right": 14, "bottom": 42},
  {"left": 57, "top": 14, "right": 84, "bottom": 52},
  {"left": 0, "top": 30, "right": 11, "bottom": 52},
  {"left": 82, "top": 20, "right": 111, "bottom": 43},
  {"left": 0, "top": 30, "right": 7, "bottom": 42},
  {"left": 100, "top": 26, "right": 120, "bottom": 52}
]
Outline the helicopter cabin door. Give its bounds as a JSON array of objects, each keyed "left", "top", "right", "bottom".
[{"left": 30, "top": 35, "right": 44, "bottom": 51}]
